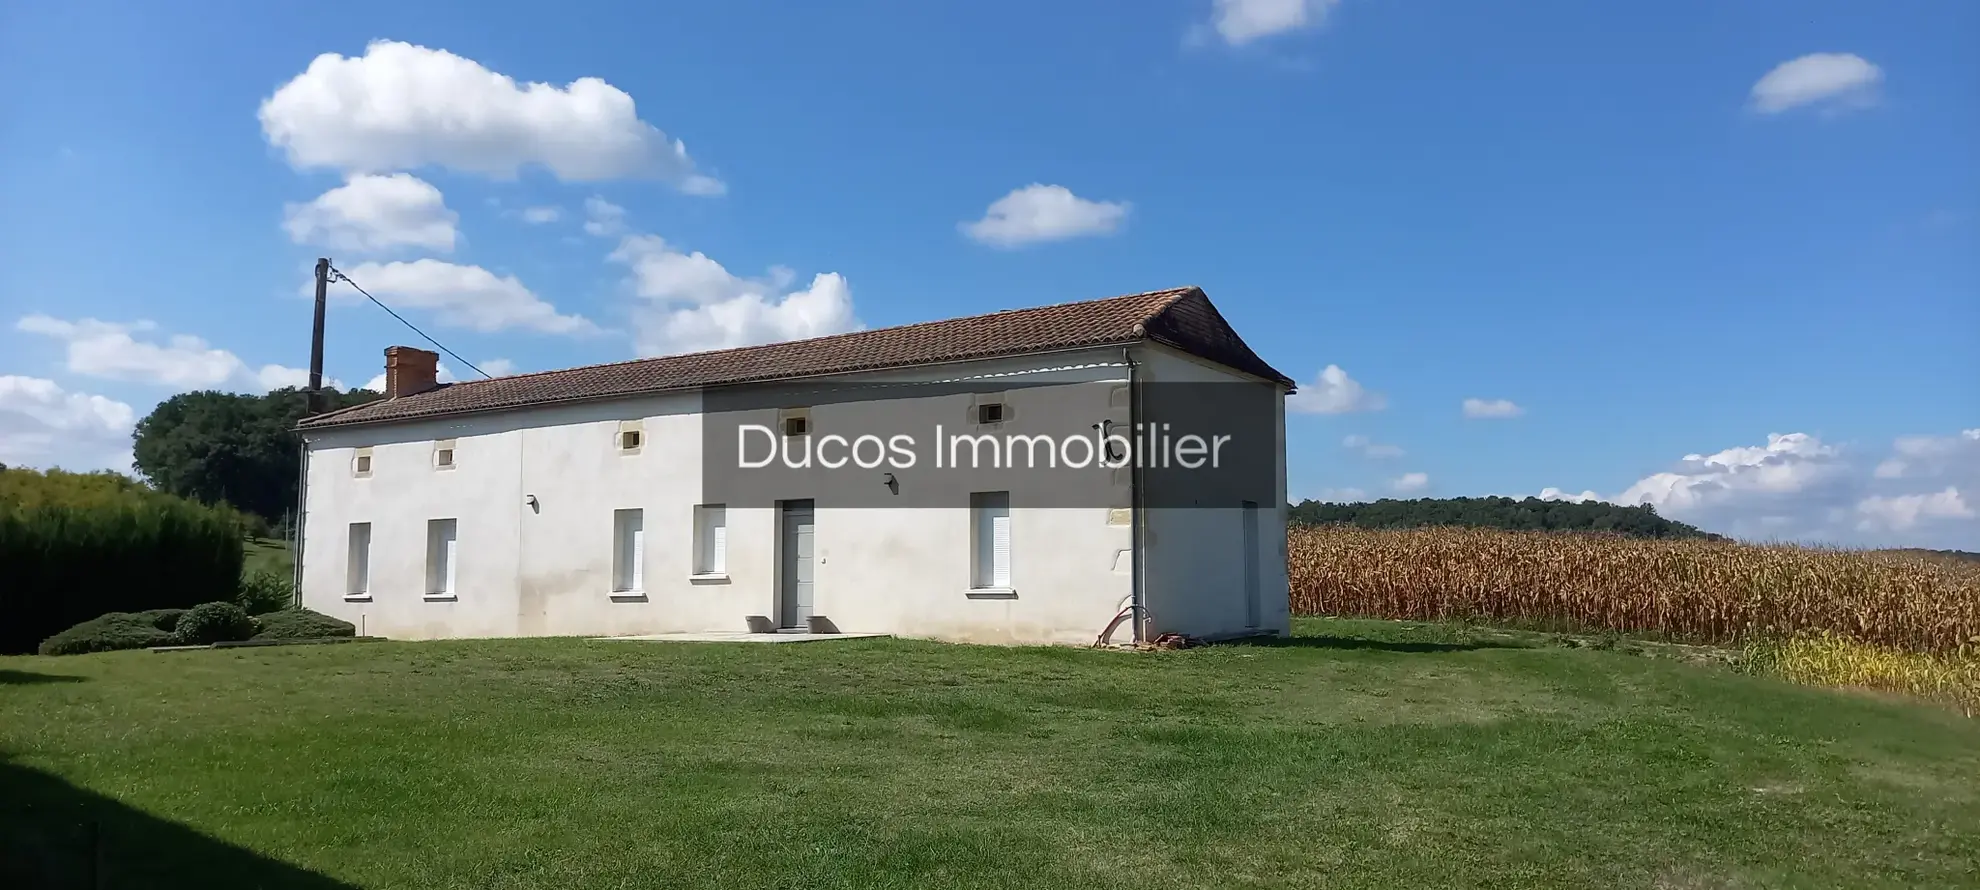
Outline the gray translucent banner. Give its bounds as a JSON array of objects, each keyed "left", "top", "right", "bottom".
[{"left": 700, "top": 380, "right": 1278, "bottom": 509}]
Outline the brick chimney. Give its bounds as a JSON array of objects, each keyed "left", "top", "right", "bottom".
[{"left": 383, "top": 346, "right": 440, "bottom": 398}]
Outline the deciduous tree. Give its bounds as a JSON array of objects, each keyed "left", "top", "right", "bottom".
[{"left": 133, "top": 387, "right": 379, "bottom": 521}]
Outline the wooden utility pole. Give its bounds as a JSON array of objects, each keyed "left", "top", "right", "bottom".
[{"left": 308, "top": 257, "right": 329, "bottom": 414}]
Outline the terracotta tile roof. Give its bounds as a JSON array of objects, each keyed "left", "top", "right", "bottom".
[{"left": 299, "top": 286, "right": 1292, "bottom": 429}]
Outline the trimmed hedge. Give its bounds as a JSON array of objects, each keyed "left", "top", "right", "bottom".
[
  {"left": 173, "top": 602, "right": 255, "bottom": 645},
  {"left": 38, "top": 605, "right": 352, "bottom": 655},
  {"left": 38, "top": 609, "right": 186, "bottom": 656},
  {"left": 0, "top": 468, "right": 245, "bottom": 654},
  {"left": 251, "top": 609, "right": 357, "bottom": 641}
]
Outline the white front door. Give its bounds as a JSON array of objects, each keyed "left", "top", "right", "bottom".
[{"left": 778, "top": 500, "right": 815, "bottom": 628}]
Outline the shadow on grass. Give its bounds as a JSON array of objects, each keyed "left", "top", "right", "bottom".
[
  {"left": 1233, "top": 636, "right": 1531, "bottom": 654},
  {"left": 0, "top": 669, "right": 86, "bottom": 686},
  {"left": 1, "top": 757, "right": 357, "bottom": 889}
]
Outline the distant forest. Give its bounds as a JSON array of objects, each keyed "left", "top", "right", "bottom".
[
  {"left": 1891, "top": 549, "right": 1980, "bottom": 566},
  {"left": 1288, "top": 496, "right": 1720, "bottom": 540}
]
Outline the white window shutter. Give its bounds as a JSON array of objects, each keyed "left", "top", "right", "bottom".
[
  {"left": 974, "top": 505, "right": 992, "bottom": 587},
  {"left": 630, "top": 519, "right": 645, "bottom": 591},
  {"left": 426, "top": 519, "right": 458, "bottom": 595},
  {"left": 991, "top": 509, "right": 1011, "bottom": 587},
  {"left": 347, "top": 523, "right": 371, "bottom": 595},
  {"left": 612, "top": 509, "right": 643, "bottom": 591},
  {"left": 972, "top": 492, "right": 1011, "bottom": 588},
  {"left": 710, "top": 508, "right": 727, "bottom": 573}
]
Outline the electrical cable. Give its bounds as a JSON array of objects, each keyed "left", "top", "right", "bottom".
[{"left": 325, "top": 265, "right": 492, "bottom": 380}]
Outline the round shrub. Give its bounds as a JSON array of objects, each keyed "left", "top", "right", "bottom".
[
  {"left": 38, "top": 609, "right": 187, "bottom": 655},
  {"left": 250, "top": 609, "right": 356, "bottom": 641},
  {"left": 172, "top": 601, "right": 255, "bottom": 645}
]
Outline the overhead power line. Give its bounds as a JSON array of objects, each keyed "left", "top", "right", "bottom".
[{"left": 326, "top": 265, "right": 492, "bottom": 380}]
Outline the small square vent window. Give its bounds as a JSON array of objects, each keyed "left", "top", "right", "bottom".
[
  {"left": 621, "top": 429, "right": 643, "bottom": 451},
  {"left": 434, "top": 439, "right": 456, "bottom": 469},
  {"left": 353, "top": 449, "right": 373, "bottom": 477},
  {"left": 976, "top": 403, "right": 1005, "bottom": 425},
  {"left": 782, "top": 415, "right": 809, "bottom": 437}
]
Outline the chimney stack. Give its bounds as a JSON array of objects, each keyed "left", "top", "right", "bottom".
[{"left": 383, "top": 346, "right": 440, "bottom": 398}]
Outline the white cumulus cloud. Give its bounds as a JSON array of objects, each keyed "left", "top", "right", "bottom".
[
  {"left": 1342, "top": 434, "right": 1403, "bottom": 458},
  {"left": 1287, "top": 365, "right": 1384, "bottom": 414},
  {"left": 283, "top": 172, "right": 458, "bottom": 253},
  {"left": 16, "top": 315, "right": 315, "bottom": 392},
  {"left": 608, "top": 234, "right": 860, "bottom": 355},
  {"left": 1542, "top": 429, "right": 1980, "bottom": 548},
  {"left": 1750, "top": 53, "right": 1882, "bottom": 114},
  {"left": 259, "top": 39, "right": 723, "bottom": 191},
  {"left": 1198, "top": 0, "right": 1341, "bottom": 46},
  {"left": 0, "top": 375, "right": 136, "bottom": 472},
  {"left": 1615, "top": 433, "right": 1847, "bottom": 516},
  {"left": 477, "top": 358, "right": 519, "bottom": 377},
  {"left": 1873, "top": 429, "right": 1980, "bottom": 480},
  {"left": 254, "top": 365, "right": 322, "bottom": 390},
  {"left": 583, "top": 196, "right": 628, "bottom": 237},
  {"left": 1391, "top": 472, "right": 1430, "bottom": 494},
  {"left": 1462, "top": 397, "right": 1524, "bottom": 419},
  {"left": 518, "top": 206, "right": 561, "bottom": 224},
  {"left": 960, "top": 184, "right": 1129, "bottom": 248},
  {"left": 332, "top": 260, "right": 597, "bottom": 335},
  {"left": 1856, "top": 488, "right": 1974, "bottom": 533}
]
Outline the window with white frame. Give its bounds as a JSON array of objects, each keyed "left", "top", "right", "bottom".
[
  {"left": 971, "top": 491, "right": 1011, "bottom": 589},
  {"left": 618, "top": 420, "right": 643, "bottom": 453},
  {"left": 345, "top": 522, "right": 371, "bottom": 597},
  {"left": 613, "top": 509, "right": 645, "bottom": 592},
  {"left": 693, "top": 504, "right": 727, "bottom": 575},
  {"left": 433, "top": 439, "right": 456, "bottom": 469},
  {"left": 425, "top": 518, "right": 458, "bottom": 597},
  {"left": 353, "top": 447, "right": 373, "bottom": 477}
]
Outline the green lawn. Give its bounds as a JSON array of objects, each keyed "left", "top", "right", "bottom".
[
  {"left": 241, "top": 536, "right": 293, "bottom": 579},
  {"left": 3, "top": 620, "right": 1977, "bottom": 890}
]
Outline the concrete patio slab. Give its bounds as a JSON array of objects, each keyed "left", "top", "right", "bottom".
[{"left": 594, "top": 632, "right": 890, "bottom": 644}]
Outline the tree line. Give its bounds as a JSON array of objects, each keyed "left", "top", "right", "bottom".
[
  {"left": 1288, "top": 496, "right": 1719, "bottom": 540},
  {"left": 131, "top": 387, "right": 381, "bottom": 529}
]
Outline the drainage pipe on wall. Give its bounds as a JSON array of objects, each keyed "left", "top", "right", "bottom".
[
  {"left": 1126, "top": 343, "right": 1148, "bottom": 643},
  {"left": 290, "top": 440, "right": 308, "bottom": 608}
]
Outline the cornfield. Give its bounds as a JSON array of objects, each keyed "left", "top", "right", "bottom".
[
  {"left": 1746, "top": 633, "right": 1980, "bottom": 716},
  {"left": 1288, "top": 525, "right": 1980, "bottom": 657}
]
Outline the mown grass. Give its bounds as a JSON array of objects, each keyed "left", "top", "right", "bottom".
[
  {"left": 241, "top": 536, "right": 293, "bottom": 579},
  {"left": 4, "top": 619, "right": 1979, "bottom": 889}
]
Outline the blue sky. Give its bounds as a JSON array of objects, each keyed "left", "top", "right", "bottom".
[{"left": 1, "top": 0, "right": 1974, "bottom": 547}]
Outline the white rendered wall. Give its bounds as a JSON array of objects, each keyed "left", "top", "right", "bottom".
[
  {"left": 299, "top": 349, "right": 1139, "bottom": 645},
  {"left": 1134, "top": 343, "right": 1292, "bottom": 639}
]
